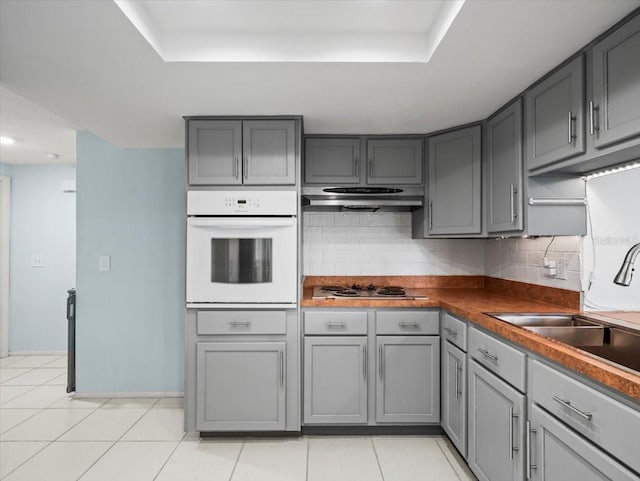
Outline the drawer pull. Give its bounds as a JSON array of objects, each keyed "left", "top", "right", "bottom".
[
  {"left": 229, "top": 321, "right": 252, "bottom": 328},
  {"left": 526, "top": 421, "right": 537, "bottom": 479},
  {"left": 509, "top": 405, "right": 519, "bottom": 459},
  {"left": 399, "top": 321, "right": 419, "bottom": 329},
  {"left": 325, "top": 321, "right": 346, "bottom": 329},
  {"left": 444, "top": 327, "right": 458, "bottom": 337},
  {"left": 478, "top": 348, "right": 498, "bottom": 362},
  {"left": 552, "top": 396, "right": 593, "bottom": 421},
  {"left": 455, "top": 359, "right": 462, "bottom": 399}
]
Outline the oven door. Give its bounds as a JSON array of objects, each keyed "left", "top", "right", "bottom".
[{"left": 187, "top": 217, "right": 297, "bottom": 305}]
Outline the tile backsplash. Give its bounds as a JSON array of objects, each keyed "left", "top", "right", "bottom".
[
  {"left": 303, "top": 212, "right": 582, "bottom": 291},
  {"left": 303, "top": 212, "right": 486, "bottom": 276}
]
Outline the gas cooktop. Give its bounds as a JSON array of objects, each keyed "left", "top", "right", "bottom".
[{"left": 312, "top": 284, "right": 428, "bottom": 300}]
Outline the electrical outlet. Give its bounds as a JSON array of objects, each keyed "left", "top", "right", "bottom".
[
  {"left": 31, "top": 254, "right": 44, "bottom": 268},
  {"left": 99, "top": 255, "right": 111, "bottom": 272},
  {"left": 556, "top": 258, "right": 566, "bottom": 280}
]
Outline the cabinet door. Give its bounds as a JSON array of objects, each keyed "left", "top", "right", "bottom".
[
  {"left": 304, "top": 138, "right": 361, "bottom": 184},
  {"left": 188, "top": 120, "right": 242, "bottom": 185},
  {"left": 376, "top": 336, "right": 439, "bottom": 424},
  {"left": 441, "top": 340, "right": 466, "bottom": 457},
  {"left": 304, "top": 336, "right": 367, "bottom": 424},
  {"left": 468, "top": 360, "right": 525, "bottom": 481},
  {"left": 196, "top": 342, "right": 285, "bottom": 431},
  {"left": 427, "top": 126, "right": 482, "bottom": 235},
  {"left": 529, "top": 404, "right": 638, "bottom": 481},
  {"left": 526, "top": 55, "right": 585, "bottom": 171},
  {"left": 367, "top": 139, "right": 423, "bottom": 185},
  {"left": 592, "top": 15, "right": 640, "bottom": 149},
  {"left": 243, "top": 120, "right": 296, "bottom": 185},
  {"left": 486, "top": 100, "right": 524, "bottom": 233}
]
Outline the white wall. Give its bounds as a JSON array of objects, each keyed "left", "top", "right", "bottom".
[
  {"left": 4, "top": 163, "right": 76, "bottom": 352},
  {"left": 582, "top": 168, "right": 640, "bottom": 310},
  {"left": 303, "top": 212, "right": 485, "bottom": 275}
]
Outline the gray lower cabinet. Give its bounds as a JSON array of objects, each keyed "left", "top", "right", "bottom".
[
  {"left": 591, "top": 14, "right": 640, "bottom": 150},
  {"left": 375, "top": 336, "right": 439, "bottom": 424},
  {"left": 486, "top": 100, "right": 524, "bottom": 233},
  {"left": 528, "top": 404, "right": 638, "bottom": 481},
  {"left": 441, "top": 340, "right": 466, "bottom": 457},
  {"left": 304, "top": 138, "right": 361, "bottom": 184},
  {"left": 427, "top": 125, "right": 482, "bottom": 235},
  {"left": 525, "top": 55, "right": 586, "bottom": 171},
  {"left": 468, "top": 359, "right": 525, "bottom": 481},
  {"left": 303, "top": 336, "right": 368, "bottom": 424},
  {"left": 367, "top": 139, "right": 423, "bottom": 185},
  {"left": 196, "top": 341, "right": 286, "bottom": 431},
  {"left": 188, "top": 120, "right": 242, "bottom": 185},
  {"left": 186, "top": 118, "right": 297, "bottom": 185}
]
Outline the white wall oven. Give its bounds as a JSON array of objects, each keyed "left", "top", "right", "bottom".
[{"left": 186, "top": 191, "right": 297, "bottom": 307}]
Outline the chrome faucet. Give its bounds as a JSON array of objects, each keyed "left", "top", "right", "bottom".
[{"left": 614, "top": 243, "right": 640, "bottom": 286}]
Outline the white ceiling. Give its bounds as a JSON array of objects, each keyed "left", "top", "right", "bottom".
[
  {"left": 0, "top": 87, "right": 76, "bottom": 165},
  {"left": 0, "top": 0, "right": 639, "bottom": 151},
  {"left": 114, "top": 0, "right": 464, "bottom": 62}
]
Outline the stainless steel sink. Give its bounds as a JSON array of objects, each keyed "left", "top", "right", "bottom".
[{"left": 486, "top": 313, "right": 640, "bottom": 373}]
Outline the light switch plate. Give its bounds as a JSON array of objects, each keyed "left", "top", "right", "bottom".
[
  {"left": 31, "top": 254, "right": 44, "bottom": 268},
  {"left": 99, "top": 255, "right": 111, "bottom": 272}
]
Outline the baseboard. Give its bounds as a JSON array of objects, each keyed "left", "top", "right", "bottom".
[
  {"left": 301, "top": 425, "right": 444, "bottom": 436},
  {"left": 9, "top": 351, "right": 67, "bottom": 356},
  {"left": 73, "top": 391, "right": 184, "bottom": 398}
]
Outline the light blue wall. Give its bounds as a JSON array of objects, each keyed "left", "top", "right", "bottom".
[
  {"left": 76, "top": 132, "right": 185, "bottom": 393},
  {"left": 2, "top": 162, "right": 76, "bottom": 352}
]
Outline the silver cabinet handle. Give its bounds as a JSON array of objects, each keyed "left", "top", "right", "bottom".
[
  {"left": 509, "top": 405, "right": 519, "bottom": 459},
  {"left": 325, "top": 321, "right": 346, "bottom": 329},
  {"left": 368, "top": 159, "right": 374, "bottom": 177},
  {"left": 478, "top": 348, "right": 498, "bottom": 361},
  {"left": 443, "top": 327, "right": 458, "bottom": 337},
  {"left": 243, "top": 156, "right": 248, "bottom": 179},
  {"left": 552, "top": 396, "right": 593, "bottom": 420},
  {"left": 510, "top": 184, "right": 518, "bottom": 222},
  {"left": 279, "top": 350, "right": 284, "bottom": 387},
  {"left": 399, "top": 321, "right": 419, "bottom": 329},
  {"left": 430, "top": 201, "right": 434, "bottom": 229},
  {"left": 362, "top": 345, "right": 367, "bottom": 380},
  {"left": 234, "top": 156, "right": 239, "bottom": 178},
  {"left": 526, "top": 420, "right": 537, "bottom": 479},
  {"left": 455, "top": 359, "right": 462, "bottom": 400},
  {"left": 378, "top": 345, "right": 384, "bottom": 380},
  {"left": 230, "top": 321, "right": 252, "bottom": 328},
  {"left": 567, "top": 111, "right": 576, "bottom": 144},
  {"left": 589, "top": 101, "right": 600, "bottom": 136}
]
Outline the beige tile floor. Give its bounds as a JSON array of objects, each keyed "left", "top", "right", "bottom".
[{"left": 0, "top": 355, "right": 476, "bottom": 481}]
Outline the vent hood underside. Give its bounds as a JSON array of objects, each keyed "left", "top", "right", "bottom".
[{"left": 302, "top": 186, "right": 424, "bottom": 212}]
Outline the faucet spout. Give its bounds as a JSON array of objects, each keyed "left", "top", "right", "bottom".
[{"left": 614, "top": 242, "right": 640, "bottom": 286}]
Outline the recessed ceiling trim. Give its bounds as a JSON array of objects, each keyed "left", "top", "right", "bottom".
[{"left": 113, "top": 0, "right": 465, "bottom": 63}]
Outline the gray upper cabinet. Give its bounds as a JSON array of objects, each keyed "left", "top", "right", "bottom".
[
  {"left": 441, "top": 340, "right": 466, "bottom": 457},
  {"left": 367, "top": 139, "right": 423, "bottom": 185},
  {"left": 243, "top": 120, "right": 296, "bottom": 185},
  {"left": 486, "top": 100, "right": 524, "bottom": 233},
  {"left": 303, "top": 336, "right": 368, "bottom": 424},
  {"left": 304, "top": 138, "right": 361, "bottom": 184},
  {"left": 188, "top": 120, "right": 242, "bottom": 185},
  {"left": 529, "top": 404, "right": 638, "bottom": 481},
  {"left": 525, "top": 55, "right": 586, "bottom": 171},
  {"left": 591, "top": 14, "right": 640, "bottom": 149},
  {"left": 375, "top": 336, "right": 440, "bottom": 424},
  {"left": 468, "top": 360, "right": 525, "bottom": 481},
  {"left": 196, "top": 341, "right": 286, "bottom": 431},
  {"left": 427, "top": 125, "right": 482, "bottom": 235},
  {"left": 187, "top": 119, "right": 297, "bottom": 186}
]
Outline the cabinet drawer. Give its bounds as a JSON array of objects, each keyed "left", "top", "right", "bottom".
[
  {"left": 375, "top": 310, "right": 439, "bottom": 335},
  {"left": 468, "top": 327, "right": 526, "bottom": 392},
  {"left": 197, "top": 310, "right": 286, "bottom": 335},
  {"left": 441, "top": 312, "right": 467, "bottom": 351},
  {"left": 530, "top": 359, "right": 640, "bottom": 474},
  {"left": 304, "top": 311, "right": 368, "bottom": 335}
]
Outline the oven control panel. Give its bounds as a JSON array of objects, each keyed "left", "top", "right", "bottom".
[{"left": 187, "top": 190, "right": 297, "bottom": 216}]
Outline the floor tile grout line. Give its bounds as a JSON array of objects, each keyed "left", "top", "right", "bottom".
[
  {"left": 0, "top": 384, "right": 40, "bottom": 407},
  {"left": 227, "top": 441, "right": 245, "bottom": 481},
  {"left": 151, "top": 432, "right": 188, "bottom": 481},
  {"left": 435, "top": 437, "right": 468, "bottom": 481},
  {"left": 369, "top": 436, "right": 386, "bottom": 481},
  {"left": 0, "top": 406, "right": 46, "bottom": 438},
  {"left": 0, "top": 439, "right": 53, "bottom": 479},
  {"left": 305, "top": 436, "right": 310, "bottom": 481}
]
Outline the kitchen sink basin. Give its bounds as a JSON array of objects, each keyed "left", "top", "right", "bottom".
[{"left": 486, "top": 313, "right": 640, "bottom": 373}]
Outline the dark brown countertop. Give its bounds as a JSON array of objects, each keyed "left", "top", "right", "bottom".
[{"left": 301, "top": 276, "right": 640, "bottom": 402}]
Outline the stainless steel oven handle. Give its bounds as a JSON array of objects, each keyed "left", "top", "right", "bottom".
[{"left": 188, "top": 218, "right": 296, "bottom": 228}]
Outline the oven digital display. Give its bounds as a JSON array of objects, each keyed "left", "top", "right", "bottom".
[{"left": 237, "top": 200, "right": 247, "bottom": 204}]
